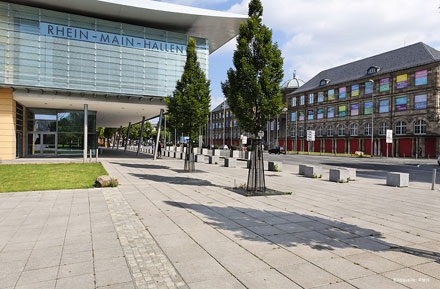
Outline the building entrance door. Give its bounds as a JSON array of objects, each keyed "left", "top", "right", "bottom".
[{"left": 27, "top": 132, "right": 57, "bottom": 156}]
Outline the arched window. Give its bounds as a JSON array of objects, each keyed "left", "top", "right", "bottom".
[
  {"left": 364, "top": 123, "right": 372, "bottom": 136},
  {"left": 337, "top": 125, "right": 345, "bottom": 136},
  {"left": 414, "top": 120, "right": 426, "bottom": 135},
  {"left": 327, "top": 126, "right": 333, "bottom": 137},
  {"left": 317, "top": 126, "right": 323, "bottom": 137},
  {"left": 298, "top": 127, "right": 304, "bottom": 137},
  {"left": 290, "top": 127, "right": 296, "bottom": 137},
  {"left": 395, "top": 121, "right": 407, "bottom": 135},
  {"left": 379, "top": 122, "right": 387, "bottom": 136},
  {"left": 350, "top": 124, "right": 358, "bottom": 136}
]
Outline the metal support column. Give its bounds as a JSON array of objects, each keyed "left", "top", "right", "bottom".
[
  {"left": 164, "top": 114, "right": 167, "bottom": 150},
  {"left": 154, "top": 109, "right": 164, "bottom": 160},
  {"left": 137, "top": 116, "right": 145, "bottom": 156},
  {"left": 124, "top": 122, "right": 131, "bottom": 152},
  {"left": 83, "top": 104, "right": 88, "bottom": 162}
]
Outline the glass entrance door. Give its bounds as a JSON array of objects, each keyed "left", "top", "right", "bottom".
[{"left": 27, "top": 132, "right": 57, "bottom": 156}]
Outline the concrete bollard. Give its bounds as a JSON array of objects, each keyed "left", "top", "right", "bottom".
[
  {"left": 268, "top": 161, "right": 282, "bottom": 172},
  {"left": 230, "top": 150, "right": 239, "bottom": 158},
  {"left": 303, "top": 165, "right": 323, "bottom": 178},
  {"left": 195, "top": 154, "right": 206, "bottom": 163},
  {"left": 224, "top": 158, "right": 236, "bottom": 168},
  {"left": 386, "top": 172, "right": 409, "bottom": 187},
  {"left": 209, "top": 155, "right": 219, "bottom": 164},
  {"left": 299, "top": 164, "right": 310, "bottom": 175}
]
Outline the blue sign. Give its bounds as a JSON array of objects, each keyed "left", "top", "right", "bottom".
[
  {"left": 40, "top": 22, "right": 187, "bottom": 54},
  {"left": 414, "top": 94, "right": 427, "bottom": 110}
]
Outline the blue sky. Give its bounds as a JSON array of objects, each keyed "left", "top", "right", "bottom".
[{"left": 157, "top": 0, "right": 440, "bottom": 110}]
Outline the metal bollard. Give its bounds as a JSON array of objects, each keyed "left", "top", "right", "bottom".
[
  {"left": 95, "top": 149, "right": 98, "bottom": 163},
  {"left": 89, "top": 149, "right": 92, "bottom": 162},
  {"left": 432, "top": 169, "right": 436, "bottom": 190}
]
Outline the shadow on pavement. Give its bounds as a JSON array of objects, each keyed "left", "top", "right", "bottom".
[
  {"left": 130, "top": 173, "right": 215, "bottom": 186},
  {"left": 164, "top": 201, "right": 440, "bottom": 262},
  {"left": 111, "top": 162, "right": 170, "bottom": 170}
]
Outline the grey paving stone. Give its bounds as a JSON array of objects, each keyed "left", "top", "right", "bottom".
[
  {"left": 313, "top": 257, "right": 375, "bottom": 280},
  {"left": 348, "top": 274, "right": 408, "bottom": 289},
  {"left": 382, "top": 268, "right": 440, "bottom": 289},
  {"left": 345, "top": 252, "right": 404, "bottom": 273},
  {"left": 235, "top": 269, "right": 302, "bottom": 289},
  {"left": 57, "top": 262, "right": 94, "bottom": 279},
  {"left": 411, "top": 262, "right": 440, "bottom": 279},
  {"left": 16, "top": 267, "right": 58, "bottom": 287},
  {"left": 278, "top": 262, "right": 341, "bottom": 288},
  {"left": 188, "top": 275, "right": 245, "bottom": 289},
  {"left": 55, "top": 273, "right": 95, "bottom": 289}
]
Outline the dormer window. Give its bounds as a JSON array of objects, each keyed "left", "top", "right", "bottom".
[
  {"left": 367, "top": 66, "right": 380, "bottom": 75},
  {"left": 320, "top": 79, "right": 330, "bottom": 86}
]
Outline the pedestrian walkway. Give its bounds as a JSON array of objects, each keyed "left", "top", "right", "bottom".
[{"left": 1, "top": 148, "right": 440, "bottom": 289}]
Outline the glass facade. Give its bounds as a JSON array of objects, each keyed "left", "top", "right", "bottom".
[
  {"left": 26, "top": 108, "right": 97, "bottom": 156},
  {"left": 0, "top": 2, "right": 209, "bottom": 97}
]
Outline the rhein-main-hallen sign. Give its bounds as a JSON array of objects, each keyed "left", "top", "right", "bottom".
[{"left": 40, "top": 23, "right": 186, "bottom": 54}]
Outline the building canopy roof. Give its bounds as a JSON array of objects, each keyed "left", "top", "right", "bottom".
[
  {"left": 8, "top": 0, "right": 247, "bottom": 53},
  {"left": 281, "top": 71, "right": 305, "bottom": 90},
  {"left": 211, "top": 100, "right": 229, "bottom": 113},
  {"left": 292, "top": 42, "right": 440, "bottom": 94}
]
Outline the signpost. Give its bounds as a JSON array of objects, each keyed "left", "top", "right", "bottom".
[
  {"left": 386, "top": 129, "right": 393, "bottom": 158},
  {"left": 307, "top": 130, "right": 315, "bottom": 153}
]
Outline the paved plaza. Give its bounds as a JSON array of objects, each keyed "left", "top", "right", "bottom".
[{"left": 1, "top": 150, "right": 440, "bottom": 289}]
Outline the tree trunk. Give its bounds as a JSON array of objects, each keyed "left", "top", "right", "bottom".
[
  {"left": 184, "top": 140, "right": 195, "bottom": 172},
  {"left": 247, "top": 138, "right": 265, "bottom": 192}
]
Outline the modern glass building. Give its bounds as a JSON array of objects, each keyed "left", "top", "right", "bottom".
[{"left": 0, "top": 0, "right": 246, "bottom": 160}]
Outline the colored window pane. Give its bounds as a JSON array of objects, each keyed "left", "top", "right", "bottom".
[
  {"left": 364, "top": 101, "right": 373, "bottom": 115},
  {"left": 415, "top": 70, "right": 427, "bottom": 86},
  {"left": 317, "top": 108, "right": 324, "bottom": 119},
  {"left": 396, "top": 74, "right": 407, "bottom": 89},
  {"left": 351, "top": 84, "right": 359, "bottom": 96},
  {"left": 307, "top": 109, "right": 314, "bottom": 120},
  {"left": 299, "top": 111, "right": 305, "bottom": 121},
  {"left": 379, "top": 99, "right": 389, "bottom": 113},
  {"left": 379, "top": 78, "right": 390, "bottom": 92},
  {"left": 414, "top": 94, "right": 427, "bottom": 110},
  {"left": 364, "top": 81, "right": 373, "bottom": 94},
  {"left": 291, "top": 112, "right": 296, "bottom": 122},
  {"left": 339, "top": 87, "right": 346, "bottom": 99},
  {"left": 351, "top": 103, "right": 359, "bottom": 116},
  {"left": 328, "top": 107, "right": 334, "bottom": 118},
  {"left": 338, "top": 105, "right": 346, "bottom": 117},
  {"left": 328, "top": 89, "right": 335, "bottom": 101},
  {"left": 395, "top": 96, "right": 407, "bottom": 112},
  {"left": 317, "top": 92, "right": 324, "bottom": 102}
]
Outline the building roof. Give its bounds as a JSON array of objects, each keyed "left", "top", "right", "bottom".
[
  {"left": 292, "top": 42, "right": 440, "bottom": 94},
  {"left": 281, "top": 71, "right": 305, "bottom": 90},
  {"left": 8, "top": 0, "right": 247, "bottom": 53},
  {"left": 211, "top": 100, "right": 229, "bottom": 112}
]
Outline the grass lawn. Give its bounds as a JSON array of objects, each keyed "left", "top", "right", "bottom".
[{"left": 0, "top": 163, "right": 108, "bottom": 193}]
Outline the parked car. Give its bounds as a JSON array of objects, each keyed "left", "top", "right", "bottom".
[{"left": 268, "top": 146, "right": 286, "bottom": 154}]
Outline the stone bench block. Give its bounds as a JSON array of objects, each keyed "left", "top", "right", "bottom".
[
  {"left": 303, "top": 166, "right": 323, "bottom": 178},
  {"left": 386, "top": 172, "right": 409, "bottom": 187},
  {"left": 201, "top": 148, "right": 208, "bottom": 155},
  {"left": 268, "top": 161, "right": 282, "bottom": 172},
  {"left": 209, "top": 155, "right": 219, "bottom": 164},
  {"left": 212, "top": 150, "right": 220, "bottom": 156},
  {"left": 299, "top": 164, "right": 310, "bottom": 175},
  {"left": 174, "top": 152, "right": 182, "bottom": 159},
  {"left": 195, "top": 155, "right": 206, "bottom": 163},
  {"left": 224, "top": 158, "right": 236, "bottom": 168},
  {"left": 330, "top": 168, "right": 351, "bottom": 183},
  {"left": 230, "top": 150, "right": 239, "bottom": 158}
]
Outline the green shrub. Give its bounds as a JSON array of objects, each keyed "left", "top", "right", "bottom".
[
  {"left": 214, "top": 145, "right": 219, "bottom": 149},
  {"left": 274, "top": 164, "right": 279, "bottom": 172},
  {"left": 313, "top": 174, "right": 318, "bottom": 179},
  {"left": 231, "top": 145, "right": 238, "bottom": 151},
  {"left": 247, "top": 145, "right": 253, "bottom": 151}
]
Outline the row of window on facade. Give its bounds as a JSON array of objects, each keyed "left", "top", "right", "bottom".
[
  {"left": 212, "top": 110, "right": 233, "bottom": 120},
  {"left": 290, "top": 70, "right": 428, "bottom": 107},
  {"left": 212, "top": 119, "right": 238, "bottom": 129},
  {"left": 290, "top": 94, "right": 427, "bottom": 121},
  {"left": 213, "top": 131, "right": 241, "bottom": 139},
  {"left": 290, "top": 120, "right": 427, "bottom": 138}
]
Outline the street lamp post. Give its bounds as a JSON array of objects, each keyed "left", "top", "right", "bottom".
[
  {"left": 369, "top": 79, "right": 374, "bottom": 156},
  {"left": 222, "top": 101, "right": 226, "bottom": 148}
]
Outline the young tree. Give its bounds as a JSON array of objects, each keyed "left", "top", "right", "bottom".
[
  {"left": 222, "top": 0, "right": 284, "bottom": 192},
  {"left": 166, "top": 37, "right": 211, "bottom": 171}
]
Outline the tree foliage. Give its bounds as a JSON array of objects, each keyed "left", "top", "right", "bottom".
[
  {"left": 221, "top": 0, "right": 284, "bottom": 136},
  {"left": 165, "top": 37, "right": 211, "bottom": 141}
]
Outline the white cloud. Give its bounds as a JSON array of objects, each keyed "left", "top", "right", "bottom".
[{"left": 228, "top": 0, "right": 440, "bottom": 82}]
